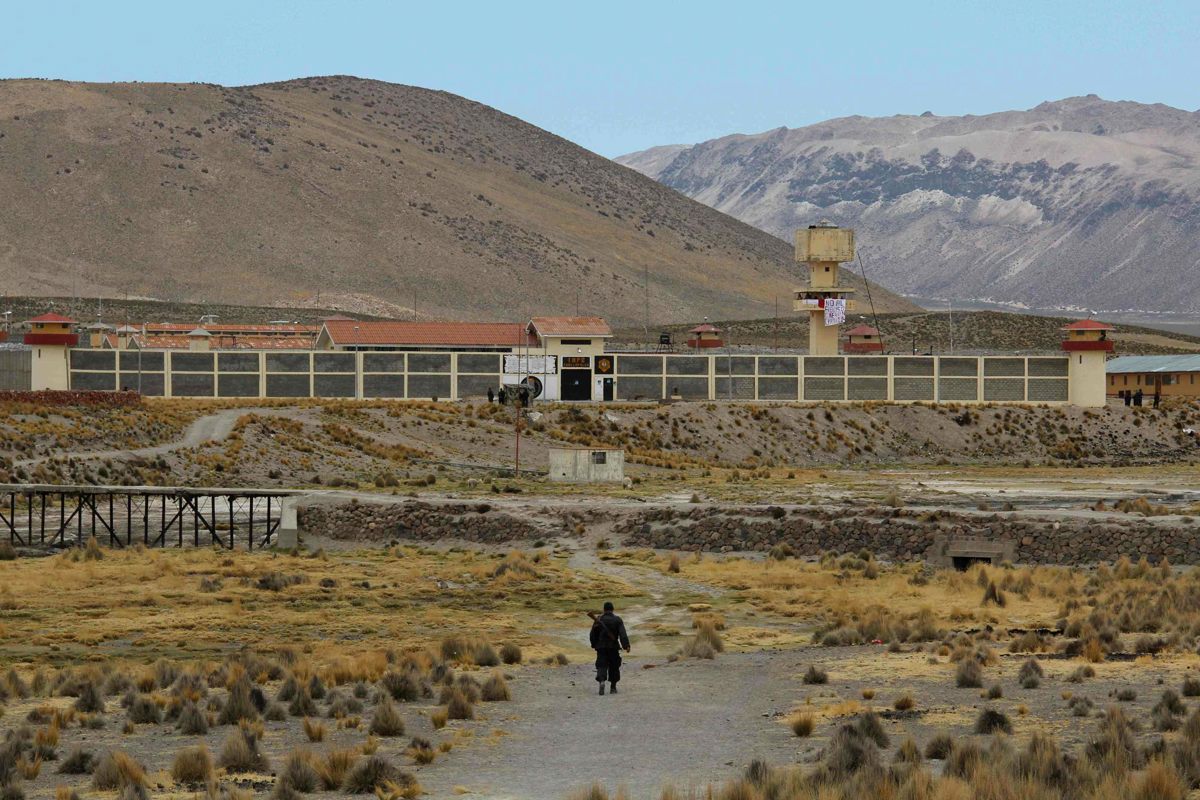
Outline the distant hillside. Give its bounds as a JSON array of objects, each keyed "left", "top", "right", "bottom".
[
  {"left": 0, "top": 77, "right": 916, "bottom": 326},
  {"left": 0, "top": 296, "right": 381, "bottom": 328},
  {"left": 617, "top": 96, "right": 1200, "bottom": 314},
  {"left": 615, "top": 311, "right": 1200, "bottom": 356}
]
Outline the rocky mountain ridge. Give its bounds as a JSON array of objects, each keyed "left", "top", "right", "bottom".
[{"left": 617, "top": 96, "right": 1200, "bottom": 313}]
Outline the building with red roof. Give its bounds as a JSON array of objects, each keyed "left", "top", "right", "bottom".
[
  {"left": 24, "top": 313, "right": 79, "bottom": 346},
  {"left": 1060, "top": 319, "right": 1114, "bottom": 353},
  {"left": 843, "top": 324, "right": 883, "bottom": 354},
  {"left": 317, "top": 320, "right": 535, "bottom": 351},
  {"left": 686, "top": 323, "right": 723, "bottom": 349}
]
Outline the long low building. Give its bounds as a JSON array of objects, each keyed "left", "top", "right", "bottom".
[
  {"left": 1106, "top": 354, "right": 1200, "bottom": 398},
  {"left": 6, "top": 313, "right": 1111, "bottom": 406},
  {"left": 61, "top": 351, "right": 1073, "bottom": 403}
]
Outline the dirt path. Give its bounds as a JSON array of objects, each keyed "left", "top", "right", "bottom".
[
  {"left": 417, "top": 650, "right": 805, "bottom": 800},
  {"left": 14, "top": 408, "right": 281, "bottom": 468},
  {"left": 408, "top": 540, "right": 781, "bottom": 800}
]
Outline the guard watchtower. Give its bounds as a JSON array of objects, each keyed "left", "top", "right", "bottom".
[
  {"left": 1061, "top": 319, "right": 1114, "bottom": 407},
  {"left": 793, "top": 223, "right": 855, "bottom": 356},
  {"left": 25, "top": 313, "right": 79, "bottom": 391}
]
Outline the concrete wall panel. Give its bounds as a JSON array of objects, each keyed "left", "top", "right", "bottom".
[
  {"left": 758, "top": 377, "right": 799, "bottom": 400},
  {"left": 363, "top": 353, "right": 405, "bottom": 373},
  {"left": 363, "top": 374, "right": 405, "bottom": 398}
]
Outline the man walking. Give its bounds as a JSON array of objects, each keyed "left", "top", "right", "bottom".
[{"left": 590, "top": 601, "right": 630, "bottom": 695}]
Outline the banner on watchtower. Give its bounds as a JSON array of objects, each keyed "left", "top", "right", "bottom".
[{"left": 824, "top": 299, "right": 846, "bottom": 326}]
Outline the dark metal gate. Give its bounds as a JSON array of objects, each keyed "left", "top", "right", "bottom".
[{"left": 0, "top": 484, "right": 296, "bottom": 550}]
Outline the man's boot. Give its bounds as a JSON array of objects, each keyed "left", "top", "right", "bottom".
[
  {"left": 598, "top": 683, "right": 605, "bottom": 696},
  {"left": 610, "top": 682, "right": 618, "bottom": 694}
]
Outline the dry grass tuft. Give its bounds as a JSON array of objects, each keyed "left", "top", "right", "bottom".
[
  {"left": 974, "top": 707, "right": 1013, "bottom": 735},
  {"left": 126, "top": 694, "right": 161, "bottom": 725},
  {"left": 57, "top": 747, "right": 94, "bottom": 775},
  {"left": 217, "top": 725, "right": 269, "bottom": 773},
  {"left": 481, "top": 671, "right": 511, "bottom": 702},
  {"left": 955, "top": 658, "right": 983, "bottom": 688},
  {"left": 177, "top": 700, "right": 208, "bottom": 734},
  {"left": 316, "top": 749, "right": 359, "bottom": 791},
  {"left": 219, "top": 675, "right": 260, "bottom": 725},
  {"left": 303, "top": 717, "right": 327, "bottom": 742},
  {"left": 789, "top": 713, "right": 815, "bottom": 737},
  {"left": 91, "top": 750, "right": 146, "bottom": 791},
  {"left": 280, "top": 749, "right": 319, "bottom": 793},
  {"left": 499, "top": 642, "right": 523, "bottom": 665},
  {"left": 369, "top": 698, "right": 406, "bottom": 737},
  {"left": 446, "top": 687, "right": 475, "bottom": 721},
  {"left": 170, "top": 745, "right": 213, "bottom": 783},
  {"left": 344, "top": 755, "right": 416, "bottom": 795},
  {"left": 802, "top": 665, "right": 828, "bottom": 685}
]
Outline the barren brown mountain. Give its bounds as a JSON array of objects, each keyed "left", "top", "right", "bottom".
[{"left": 0, "top": 76, "right": 914, "bottom": 324}]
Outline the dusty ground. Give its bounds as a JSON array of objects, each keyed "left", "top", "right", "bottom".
[
  {"left": 5, "top": 535, "right": 1200, "bottom": 799},
  {"left": 3, "top": 397, "right": 1200, "bottom": 798},
  {"left": 3, "top": 398, "right": 1199, "bottom": 495}
]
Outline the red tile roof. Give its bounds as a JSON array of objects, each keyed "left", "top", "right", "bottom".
[
  {"left": 145, "top": 323, "right": 318, "bottom": 335},
  {"left": 688, "top": 323, "right": 721, "bottom": 334},
  {"left": 322, "top": 320, "right": 534, "bottom": 348},
  {"left": 844, "top": 324, "right": 880, "bottom": 337},
  {"left": 28, "top": 313, "right": 76, "bottom": 324},
  {"left": 1061, "top": 319, "right": 1115, "bottom": 331},
  {"left": 123, "top": 334, "right": 317, "bottom": 350},
  {"left": 528, "top": 316, "right": 612, "bottom": 337},
  {"left": 221, "top": 336, "right": 314, "bottom": 350}
]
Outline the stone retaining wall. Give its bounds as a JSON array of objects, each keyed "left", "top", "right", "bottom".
[
  {"left": 300, "top": 499, "right": 1200, "bottom": 565},
  {"left": 617, "top": 506, "right": 1200, "bottom": 566},
  {"left": 299, "top": 500, "right": 543, "bottom": 544}
]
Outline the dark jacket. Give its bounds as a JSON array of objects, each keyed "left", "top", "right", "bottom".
[{"left": 590, "top": 612, "right": 630, "bottom": 651}]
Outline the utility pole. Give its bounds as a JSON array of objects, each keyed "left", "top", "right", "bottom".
[
  {"left": 643, "top": 263, "right": 650, "bottom": 347},
  {"left": 773, "top": 295, "right": 779, "bottom": 352},
  {"left": 947, "top": 298, "right": 955, "bottom": 354},
  {"left": 725, "top": 339, "right": 733, "bottom": 400},
  {"left": 137, "top": 323, "right": 144, "bottom": 395},
  {"left": 514, "top": 402, "right": 521, "bottom": 477}
]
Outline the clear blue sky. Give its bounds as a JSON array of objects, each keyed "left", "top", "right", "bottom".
[{"left": 5, "top": 0, "right": 1198, "bottom": 157}]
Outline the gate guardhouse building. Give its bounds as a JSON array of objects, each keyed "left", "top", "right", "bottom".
[{"left": 524, "top": 317, "right": 613, "bottom": 402}]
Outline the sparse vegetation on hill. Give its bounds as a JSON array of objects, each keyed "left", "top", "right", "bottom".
[
  {"left": 6, "top": 398, "right": 1197, "bottom": 490},
  {"left": 0, "top": 77, "right": 913, "bottom": 323}
]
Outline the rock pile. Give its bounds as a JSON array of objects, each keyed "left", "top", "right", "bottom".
[
  {"left": 299, "top": 500, "right": 543, "bottom": 543},
  {"left": 618, "top": 505, "right": 1200, "bottom": 565}
]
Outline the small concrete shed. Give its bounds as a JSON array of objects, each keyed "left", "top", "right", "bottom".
[{"left": 547, "top": 447, "right": 625, "bottom": 483}]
